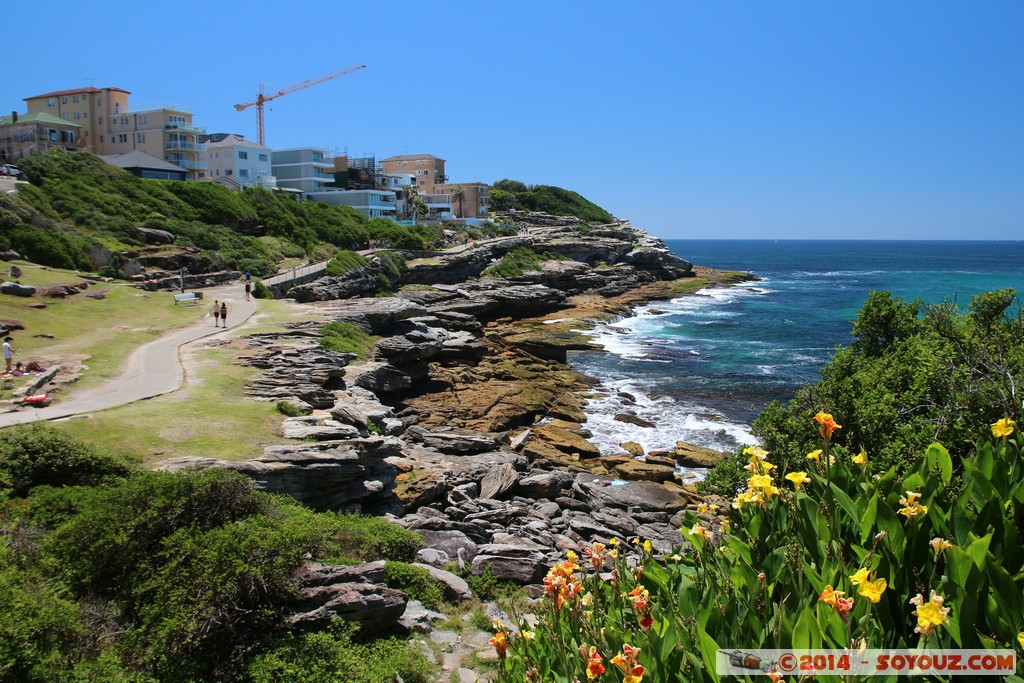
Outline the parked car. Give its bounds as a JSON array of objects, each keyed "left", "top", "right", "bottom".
[{"left": 0, "top": 165, "right": 27, "bottom": 180}]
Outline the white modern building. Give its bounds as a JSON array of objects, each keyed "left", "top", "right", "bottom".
[
  {"left": 272, "top": 147, "right": 333, "bottom": 193},
  {"left": 198, "top": 133, "right": 273, "bottom": 188},
  {"left": 304, "top": 189, "right": 397, "bottom": 219}
]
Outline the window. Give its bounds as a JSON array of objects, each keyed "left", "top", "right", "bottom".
[
  {"left": 47, "top": 98, "right": 56, "bottom": 107},
  {"left": 226, "top": 169, "right": 233, "bottom": 176},
  {"left": 82, "top": 112, "right": 88, "bottom": 119},
  {"left": 62, "top": 96, "right": 68, "bottom": 104},
  {"left": 99, "top": 117, "right": 103, "bottom": 124},
  {"left": 63, "top": 113, "right": 69, "bottom": 121},
  {"left": 73, "top": 95, "right": 79, "bottom": 103},
  {"left": 97, "top": 98, "right": 102, "bottom": 106},
  {"left": 239, "top": 169, "right": 249, "bottom": 178},
  {"left": 99, "top": 136, "right": 104, "bottom": 143},
  {"left": 258, "top": 153, "right": 267, "bottom": 162},
  {"left": 136, "top": 133, "right": 146, "bottom": 143},
  {"left": 118, "top": 134, "right": 127, "bottom": 143},
  {"left": 238, "top": 151, "right": 248, "bottom": 160},
  {"left": 61, "top": 131, "right": 75, "bottom": 144},
  {"left": 73, "top": 112, "right": 80, "bottom": 120},
  {"left": 120, "top": 117, "right": 128, "bottom": 125},
  {"left": 46, "top": 128, "right": 58, "bottom": 142}
]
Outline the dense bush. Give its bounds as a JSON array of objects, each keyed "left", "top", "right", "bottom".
[
  {"left": 490, "top": 178, "right": 614, "bottom": 223},
  {"left": 0, "top": 424, "right": 135, "bottom": 497},
  {"left": 323, "top": 249, "right": 368, "bottom": 276},
  {"left": 482, "top": 246, "right": 571, "bottom": 278},
  {"left": 383, "top": 561, "right": 445, "bottom": 609},
  {"left": 318, "top": 322, "right": 378, "bottom": 360}
]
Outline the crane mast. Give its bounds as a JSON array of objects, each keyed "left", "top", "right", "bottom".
[{"left": 234, "top": 63, "right": 366, "bottom": 146}]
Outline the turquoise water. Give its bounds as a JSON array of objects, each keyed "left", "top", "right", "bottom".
[{"left": 569, "top": 240, "right": 1024, "bottom": 465}]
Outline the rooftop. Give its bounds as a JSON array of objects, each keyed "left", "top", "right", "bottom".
[{"left": 25, "top": 86, "right": 131, "bottom": 100}]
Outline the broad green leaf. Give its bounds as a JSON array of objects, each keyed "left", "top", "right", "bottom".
[
  {"left": 829, "top": 482, "right": 859, "bottom": 526},
  {"left": 696, "top": 623, "right": 721, "bottom": 683},
  {"left": 792, "top": 606, "right": 821, "bottom": 649},
  {"left": 925, "top": 442, "right": 953, "bottom": 486}
]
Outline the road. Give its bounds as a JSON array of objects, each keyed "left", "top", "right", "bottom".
[{"left": 0, "top": 281, "right": 257, "bottom": 428}]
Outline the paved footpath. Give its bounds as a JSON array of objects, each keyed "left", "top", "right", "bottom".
[{"left": 0, "top": 282, "right": 257, "bottom": 428}]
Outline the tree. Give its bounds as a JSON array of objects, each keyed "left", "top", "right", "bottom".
[{"left": 450, "top": 185, "right": 466, "bottom": 218}]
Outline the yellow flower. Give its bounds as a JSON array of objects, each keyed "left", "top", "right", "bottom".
[
  {"left": 642, "top": 539, "right": 652, "bottom": 553},
  {"left": 785, "top": 471, "right": 810, "bottom": 491},
  {"left": 522, "top": 630, "right": 535, "bottom": 640},
  {"left": 566, "top": 550, "right": 578, "bottom": 562},
  {"left": 910, "top": 591, "right": 951, "bottom": 637},
  {"left": 748, "top": 474, "right": 774, "bottom": 489},
  {"left": 898, "top": 490, "right": 929, "bottom": 521},
  {"left": 688, "top": 522, "right": 713, "bottom": 542},
  {"left": 852, "top": 450, "right": 867, "bottom": 465},
  {"left": 697, "top": 502, "right": 708, "bottom": 514},
  {"left": 930, "top": 537, "right": 953, "bottom": 556},
  {"left": 581, "top": 591, "right": 594, "bottom": 607},
  {"left": 849, "top": 568, "right": 870, "bottom": 586},
  {"left": 1018, "top": 632, "right": 1024, "bottom": 649},
  {"left": 858, "top": 577, "right": 887, "bottom": 603},
  {"left": 992, "top": 417, "right": 1016, "bottom": 438},
  {"left": 807, "top": 449, "right": 822, "bottom": 462}
]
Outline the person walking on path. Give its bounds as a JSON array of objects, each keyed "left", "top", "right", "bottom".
[
  {"left": 211, "top": 300, "right": 221, "bottom": 327},
  {"left": 220, "top": 301, "right": 228, "bottom": 327},
  {"left": 244, "top": 280, "right": 252, "bottom": 301},
  {"left": 3, "top": 336, "right": 18, "bottom": 372}
]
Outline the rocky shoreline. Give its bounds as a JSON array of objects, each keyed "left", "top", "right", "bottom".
[{"left": 153, "top": 218, "right": 749, "bottom": 644}]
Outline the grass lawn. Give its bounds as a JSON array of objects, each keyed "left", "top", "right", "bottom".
[
  {"left": 58, "top": 346, "right": 294, "bottom": 464},
  {"left": 0, "top": 260, "right": 206, "bottom": 392}
]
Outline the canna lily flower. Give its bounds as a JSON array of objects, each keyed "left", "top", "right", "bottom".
[
  {"left": 819, "top": 584, "right": 843, "bottom": 608},
  {"left": 930, "top": 537, "right": 953, "bottom": 556},
  {"left": 611, "top": 644, "right": 645, "bottom": 683},
  {"left": 835, "top": 596, "right": 855, "bottom": 619},
  {"left": 584, "top": 542, "right": 607, "bottom": 571},
  {"left": 582, "top": 645, "right": 605, "bottom": 679},
  {"left": 488, "top": 631, "right": 508, "bottom": 658},
  {"left": 785, "top": 471, "right": 810, "bottom": 491},
  {"left": 814, "top": 411, "right": 842, "bottom": 441},
  {"left": 1018, "top": 632, "right": 1024, "bottom": 649},
  {"left": 642, "top": 539, "right": 652, "bottom": 553},
  {"left": 898, "top": 490, "right": 929, "bottom": 521},
  {"left": 688, "top": 522, "right": 713, "bottom": 542},
  {"left": 992, "top": 417, "right": 1016, "bottom": 438},
  {"left": 852, "top": 450, "right": 868, "bottom": 465},
  {"left": 858, "top": 577, "right": 888, "bottom": 603},
  {"left": 522, "top": 630, "right": 535, "bottom": 641},
  {"left": 807, "top": 449, "right": 823, "bottom": 462},
  {"left": 910, "top": 591, "right": 951, "bottom": 637},
  {"left": 849, "top": 568, "right": 870, "bottom": 586}
]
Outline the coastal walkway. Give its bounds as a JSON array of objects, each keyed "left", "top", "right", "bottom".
[{"left": 0, "top": 281, "right": 257, "bottom": 428}]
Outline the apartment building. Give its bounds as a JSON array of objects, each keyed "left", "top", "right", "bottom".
[
  {"left": 23, "top": 87, "right": 208, "bottom": 178},
  {"left": 435, "top": 182, "right": 490, "bottom": 219},
  {"left": 304, "top": 189, "right": 397, "bottom": 219},
  {"left": 0, "top": 112, "right": 81, "bottom": 163},
  {"left": 199, "top": 133, "right": 274, "bottom": 188},
  {"left": 272, "top": 147, "right": 333, "bottom": 193},
  {"left": 380, "top": 154, "right": 446, "bottom": 195}
]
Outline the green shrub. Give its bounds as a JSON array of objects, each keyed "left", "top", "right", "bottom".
[
  {"left": 241, "top": 622, "right": 432, "bottom": 683},
  {"left": 251, "top": 279, "right": 272, "bottom": 299},
  {"left": 318, "top": 322, "right": 378, "bottom": 360},
  {"left": 326, "top": 514, "right": 424, "bottom": 563},
  {"left": 482, "top": 247, "right": 569, "bottom": 279},
  {"left": 323, "top": 250, "right": 368, "bottom": 277},
  {"left": 275, "top": 400, "right": 309, "bottom": 417},
  {"left": 0, "top": 424, "right": 135, "bottom": 497},
  {"left": 383, "top": 561, "right": 444, "bottom": 609}
]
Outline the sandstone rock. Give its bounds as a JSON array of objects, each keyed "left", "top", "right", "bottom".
[
  {"left": 347, "top": 361, "right": 412, "bottom": 393},
  {"left": 314, "top": 296, "right": 428, "bottom": 331},
  {"left": 517, "top": 470, "right": 575, "bottom": 498},
  {"left": 530, "top": 424, "right": 602, "bottom": 459},
  {"left": 471, "top": 542, "right": 551, "bottom": 584},
  {"left": 279, "top": 415, "right": 362, "bottom": 440},
  {"left": 479, "top": 462, "right": 519, "bottom": 500},
  {"left": 572, "top": 474, "right": 692, "bottom": 513},
  {"left": 614, "top": 412, "right": 656, "bottom": 428},
  {"left": 416, "top": 547, "right": 450, "bottom": 567},
  {"left": 405, "top": 426, "right": 500, "bottom": 454},
  {"left": 671, "top": 441, "right": 729, "bottom": 468},
  {"left": 411, "top": 563, "right": 473, "bottom": 602},
  {"left": 613, "top": 458, "right": 677, "bottom": 483},
  {"left": 415, "top": 529, "right": 479, "bottom": 566},
  {"left": 398, "top": 599, "right": 449, "bottom": 633},
  {"left": 289, "top": 581, "right": 407, "bottom": 633},
  {"left": 620, "top": 441, "right": 645, "bottom": 456}
]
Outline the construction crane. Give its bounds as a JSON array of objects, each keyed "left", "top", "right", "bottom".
[{"left": 234, "top": 63, "right": 366, "bottom": 146}]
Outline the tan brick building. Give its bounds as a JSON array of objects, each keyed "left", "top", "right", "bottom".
[
  {"left": 0, "top": 112, "right": 81, "bottom": 164},
  {"left": 435, "top": 182, "right": 490, "bottom": 219},
  {"left": 24, "top": 86, "right": 208, "bottom": 178},
  {"left": 380, "top": 154, "right": 446, "bottom": 195}
]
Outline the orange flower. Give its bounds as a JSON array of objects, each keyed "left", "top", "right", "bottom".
[
  {"left": 819, "top": 584, "right": 843, "bottom": 607},
  {"left": 488, "top": 631, "right": 508, "bottom": 658},
  {"left": 582, "top": 645, "right": 605, "bottom": 679},
  {"left": 611, "top": 644, "right": 645, "bottom": 683},
  {"left": 814, "top": 411, "right": 842, "bottom": 441}
]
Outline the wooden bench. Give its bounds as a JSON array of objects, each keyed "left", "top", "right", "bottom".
[{"left": 173, "top": 292, "right": 201, "bottom": 305}]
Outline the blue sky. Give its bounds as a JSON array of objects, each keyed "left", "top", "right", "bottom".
[{"left": 5, "top": 1, "right": 1023, "bottom": 240}]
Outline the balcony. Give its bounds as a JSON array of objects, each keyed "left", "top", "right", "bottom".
[
  {"left": 165, "top": 122, "right": 206, "bottom": 134},
  {"left": 165, "top": 140, "right": 207, "bottom": 152},
  {"left": 171, "top": 159, "right": 208, "bottom": 170}
]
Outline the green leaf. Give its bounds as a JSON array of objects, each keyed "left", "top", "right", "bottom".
[
  {"left": 829, "top": 482, "right": 860, "bottom": 526},
  {"left": 696, "top": 623, "right": 721, "bottom": 683},
  {"left": 792, "top": 606, "right": 821, "bottom": 649},
  {"left": 925, "top": 442, "right": 953, "bottom": 486}
]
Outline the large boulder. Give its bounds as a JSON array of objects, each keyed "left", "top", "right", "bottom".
[
  {"left": 471, "top": 542, "right": 551, "bottom": 584},
  {"left": 571, "top": 473, "right": 693, "bottom": 513},
  {"left": 289, "top": 561, "right": 407, "bottom": 633}
]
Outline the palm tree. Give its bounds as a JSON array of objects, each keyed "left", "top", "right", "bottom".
[
  {"left": 403, "top": 184, "right": 427, "bottom": 223},
  {"left": 451, "top": 185, "right": 466, "bottom": 218}
]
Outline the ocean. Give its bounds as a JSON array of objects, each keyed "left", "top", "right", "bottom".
[{"left": 569, "top": 240, "right": 1024, "bottom": 473}]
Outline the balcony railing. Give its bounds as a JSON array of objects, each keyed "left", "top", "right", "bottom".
[
  {"left": 171, "top": 159, "right": 208, "bottom": 170},
  {"left": 165, "top": 123, "right": 206, "bottom": 134},
  {"left": 165, "top": 140, "right": 207, "bottom": 152}
]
